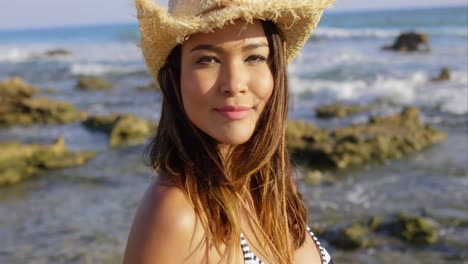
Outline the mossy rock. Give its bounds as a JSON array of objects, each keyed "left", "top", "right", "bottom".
[
  {"left": 0, "top": 97, "right": 88, "bottom": 126},
  {"left": 0, "top": 77, "right": 37, "bottom": 99},
  {"left": 287, "top": 107, "right": 447, "bottom": 170},
  {"left": 83, "top": 114, "right": 155, "bottom": 148},
  {"left": 328, "top": 224, "right": 370, "bottom": 250},
  {"left": 82, "top": 114, "right": 120, "bottom": 133},
  {"left": 0, "top": 162, "right": 38, "bottom": 186},
  {"left": 0, "top": 77, "right": 88, "bottom": 126},
  {"left": 75, "top": 76, "right": 112, "bottom": 90},
  {"left": 316, "top": 103, "right": 369, "bottom": 118},
  {"left": 109, "top": 115, "right": 154, "bottom": 147},
  {"left": 368, "top": 215, "right": 384, "bottom": 231},
  {"left": 304, "top": 170, "right": 323, "bottom": 185},
  {"left": 432, "top": 67, "right": 451, "bottom": 81},
  {"left": 389, "top": 212, "right": 439, "bottom": 245},
  {"left": 0, "top": 137, "right": 96, "bottom": 186},
  {"left": 286, "top": 120, "right": 329, "bottom": 151}
]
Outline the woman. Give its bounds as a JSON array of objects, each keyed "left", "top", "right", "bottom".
[{"left": 124, "top": 0, "right": 334, "bottom": 263}]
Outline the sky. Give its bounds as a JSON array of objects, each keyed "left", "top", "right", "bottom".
[{"left": 0, "top": 0, "right": 466, "bottom": 30}]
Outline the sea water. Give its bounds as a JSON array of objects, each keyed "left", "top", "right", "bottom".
[{"left": 0, "top": 6, "right": 467, "bottom": 264}]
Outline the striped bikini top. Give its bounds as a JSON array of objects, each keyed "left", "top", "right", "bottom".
[{"left": 240, "top": 226, "right": 333, "bottom": 264}]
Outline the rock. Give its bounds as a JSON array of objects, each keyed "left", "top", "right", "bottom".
[
  {"left": 380, "top": 212, "right": 439, "bottom": 245},
  {"left": 432, "top": 67, "right": 451, "bottom": 81},
  {"left": 383, "top": 32, "right": 430, "bottom": 52},
  {"left": 109, "top": 115, "right": 154, "bottom": 148},
  {"left": 316, "top": 103, "right": 369, "bottom": 118},
  {"left": 0, "top": 77, "right": 37, "bottom": 99},
  {"left": 328, "top": 224, "right": 370, "bottom": 250},
  {"left": 304, "top": 170, "right": 323, "bottom": 185},
  {"left": 83, "top": 114, "right": 155, "bottom": 148},
  {"left": 44, "top": 49, "right": 72, "bottom": 57},
  {"left": 368, "top": 215, "right": 384, "bottom": 231},
  {"left": 0, "top": 137, "right": 96, "bottom": 186},
  {"left": 369, "top": 106, "right": 420, "bottom": 126},
  {"left": 286, "top": 121, "right": 329, "bottom": 151},
  {"left": 75, "top": 76, "right": 112, "bottom": 90},
  {"left": 321, "top": 214, "right": 439, "bottom": 251},
  {"left": 0, "top": 77, "right": 88, "bottom": 126},
  {"left": 286, "top": 107, "right": 447, "bottom": 170},
  {"left": 82, "top": 114, "right": 120, "bottom": 133},
  {"left": 0, "top": 97, "right": 88, "bottom": 126}
]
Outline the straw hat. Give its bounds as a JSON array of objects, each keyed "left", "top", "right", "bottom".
[{"left": 136, "top": 0, "right": 334, "bottom": 82}]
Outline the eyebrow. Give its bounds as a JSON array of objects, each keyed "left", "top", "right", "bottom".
[{"left": 190, "top": 42, "right": 269, "bottom": 53}]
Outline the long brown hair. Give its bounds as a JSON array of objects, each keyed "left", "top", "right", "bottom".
[{"left": 145, "top": 20, "right": 308, "bottom": 263}]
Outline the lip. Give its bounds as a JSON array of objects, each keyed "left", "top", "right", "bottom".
[{"left": 214, "top": 105, "right": 253, "bottom": 120}]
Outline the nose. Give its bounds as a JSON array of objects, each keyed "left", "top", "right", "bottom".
[{"left": 219, "top": 61, "right": 247, "bottom": 96}]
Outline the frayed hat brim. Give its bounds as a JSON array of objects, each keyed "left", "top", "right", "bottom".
[{"left": 136, "top": 0, "right": 334, "bottom": 83}]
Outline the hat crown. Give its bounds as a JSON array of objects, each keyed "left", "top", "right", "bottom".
[
  {"left": 138, "top": 0, "right": 334, "bottom": 84},
  {"left": 168, "top": 0, "right": 251, "bottom": 17}
]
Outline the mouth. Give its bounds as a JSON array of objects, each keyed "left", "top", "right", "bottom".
[{"left": 213, "top": 105, "right": 253, "bottom": 120}]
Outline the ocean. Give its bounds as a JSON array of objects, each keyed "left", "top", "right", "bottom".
[{"left": 0, "top": 5, "right": 467, "bottom": 264}]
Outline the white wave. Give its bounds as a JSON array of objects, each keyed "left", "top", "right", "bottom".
[
  {"left": 0, "top": 42, "right": 142, "bottom": 63},
  {"left": 440, "top": 90, "right": 468, "bottom": 114},
  {"left": 419, "top": 71, "right": 468, "bottom": 115},
  {"left": 434, "top": 27, "right": 468, "bottom": 38},
  {"left": 314, "top": 27, "right": 401, "bottom": 39},
  {"left": 70, "top": 63, "right": 144, "bottom": 76},
  {"left": 290, "top": 71, "right": 468, "bottom": 115},
  {"left": 314, "top": 26, "right": 468, "bottom": 40},
  {"left": 0, "top": 47, "right": 35, "bottom": 62},
  {"left": 69, "top": 43, "right": 142, "bottom": 62}
]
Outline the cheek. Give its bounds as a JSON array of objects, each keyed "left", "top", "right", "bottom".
[
  {"left": 181, "top": 68, "right": 208, "bottom": 109},
  {"left": 251, "top": 68, "right": 274, "bottom": 102},
  {"left": 181, "top": 66, "right": 217, "bottom": 98}
]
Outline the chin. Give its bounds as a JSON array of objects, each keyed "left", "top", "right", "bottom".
[{"left": 214, "top": 132, "right": 253, "bottom": 146}]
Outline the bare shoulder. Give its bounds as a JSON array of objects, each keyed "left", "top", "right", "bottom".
[
  {"left": 294, "top": 232, "right": 323, "bottom": 264},
  {"left": 123, "top": 178, "right": 205, "bottom": 264}
]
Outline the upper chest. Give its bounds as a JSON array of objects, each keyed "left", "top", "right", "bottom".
[{"left": 239, "top": 231, "right": 322, "bottom": 264}]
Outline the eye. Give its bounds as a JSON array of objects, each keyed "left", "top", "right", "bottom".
[
  {"left": 195, "top": 56, "right": 219, "bottom": 65},
  {"left": 246, "top": 55, "right": 267, "bottom": 64}
]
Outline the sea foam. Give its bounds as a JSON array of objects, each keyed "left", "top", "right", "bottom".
[
  {"left": 314, "top": 26, "right": 468, "bottom": 40},
  {"left": 289, "top": 71, "right": 467, "bottom": 115}
]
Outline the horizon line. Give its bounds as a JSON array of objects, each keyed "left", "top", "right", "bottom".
[{"left": 0, "top": 4, "right": 466, "bottom": 33}]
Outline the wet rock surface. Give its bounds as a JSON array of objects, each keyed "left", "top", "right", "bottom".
[
  {"left": 321, "top": 213, "right": 439, "bottom": 250},
  {"left": 0, "top": 77, "right": 37, "bottom": 98},
  {"left": 0, "top": 137, "right": 96, "bottom": 186},
  {"left": 75, "top": 76, "right": 112, "bottom": 90},
  {"left": 316, "top": 103, "right": 370, "bottom": 118},
  {"left": 383, "top": 212, "right": 439, "bottom": 245},
  {"left": 43, "top": 49, "right": 72, "bottom": 57},
  {"left": 0, "top": 77, "right": 88, "bottom": 126},
  {"left": 287, "top": 107, "right": 447, "bottom": 170},
  {"left": 432, "top": 67, "right": 451, "bottom": 81},
  {"left": 383, "top": 32, "right": 430, "bottom": 52},
  {"left": 327, "top": 223, "right": 371, "bottom": 250},
  {"left": 83, "top": 114, "right": 155, "bottom": 148}
]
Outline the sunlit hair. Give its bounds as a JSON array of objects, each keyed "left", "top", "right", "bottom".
[{"left": 145, "top": 20, "right": 308, "bottom": 264}]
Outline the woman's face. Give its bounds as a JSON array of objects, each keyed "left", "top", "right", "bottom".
[{"left": 180, "top": 19, "right": 274, "bottom": 146}]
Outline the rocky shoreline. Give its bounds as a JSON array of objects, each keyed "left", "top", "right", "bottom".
[
  {"left": 287, "top": 106, "right": 447, "bottom": 171},
  {"left": 0, "top": 70, "right": 463, "bottom": 261},
  {"left": 0, "top": 137, "right": 95, "bottom": 186},
  {"left": 0, "top": 77, "right": 156, "bottom": 185},
  {"left": 0, "top": 76, "right": 448, "bottom": 185}
]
